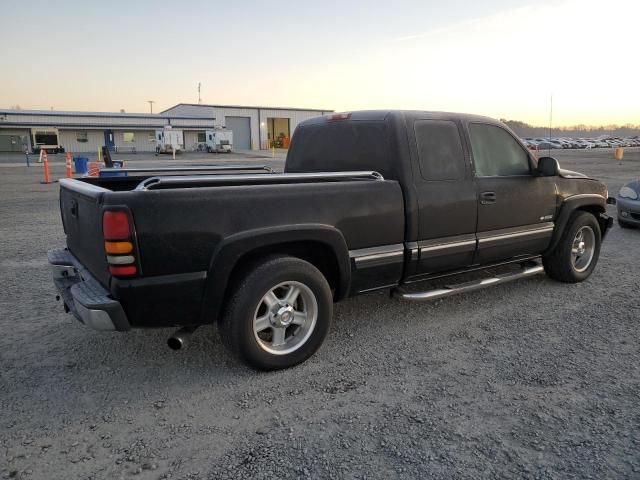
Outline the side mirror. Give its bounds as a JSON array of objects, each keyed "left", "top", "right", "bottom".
[{"left": 537, "top": 156, "right": 559, "bottom": 176}]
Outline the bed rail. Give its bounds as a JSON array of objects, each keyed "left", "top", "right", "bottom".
[{"left": 134, "top": 171, "right": 385, "bottom": 191}]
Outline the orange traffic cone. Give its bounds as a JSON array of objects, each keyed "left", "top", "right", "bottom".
[
  {"left": 41, "top": 151, "right": 52, "bottom": 184},
  {"left": 65, "top": 152, "right": 72, "bottom": 178},
  {"left": 88, "top": 162, "right": 100, "bottom": 177},
  {"left": 614, "top": 147, "right": 624, "bottom": 161}
]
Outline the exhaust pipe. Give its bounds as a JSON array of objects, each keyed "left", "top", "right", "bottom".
[{"left": 167, "top": 326, "right": 198, "bottom": 350}]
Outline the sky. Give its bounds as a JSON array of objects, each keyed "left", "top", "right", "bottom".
[{"left": 1, "top": 0, "right": 638, "bottom": 126}]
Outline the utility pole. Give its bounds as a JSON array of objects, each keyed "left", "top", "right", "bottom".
[
  {"left": 147, "top": 100, "right": 155, "bottom": 114},
  {"left": 548, "top": 93, "right": 553, "bottom": 156},
  {"left": 198, "top": 82, "right": 202, "bottom": 104},
  {"left": 549, "top": 94, "right": 553, "bottom": 138}
]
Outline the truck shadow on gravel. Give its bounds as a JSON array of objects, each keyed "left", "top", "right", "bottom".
[{"left": 61, "top": 274, "right": 554, "bottom": 377}]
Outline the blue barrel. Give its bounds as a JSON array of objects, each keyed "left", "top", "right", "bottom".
[{"left": 73, "top": 157, "right": 88, "bottom": 174}]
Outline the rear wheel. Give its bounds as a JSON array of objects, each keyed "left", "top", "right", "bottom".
[
  {"left": 543, "top": 211, "right": 601, "bottom": 283},
  {"left": 219, "top": 255, "right": 332, "bottom": 370}
]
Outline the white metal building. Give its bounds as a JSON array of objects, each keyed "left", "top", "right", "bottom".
[
  {"left": 0, "top": 109, "right": 216, "bottom": 153},
  {"left": 0, "top": 103, "right": 332, "bottom": 153},
  {"left": 161, "top": 104, "right": 332, "bottom": 150}
]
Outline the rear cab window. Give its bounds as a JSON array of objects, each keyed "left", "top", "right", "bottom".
[
  {"left": 285, "top": 121, "right": 393, "bottom": 177},
  {"left": 413, "top": 120, "right": 466, "bottom": 181},
  {"left": 469, "top": 123, "right": 531, "bottom": 177}
]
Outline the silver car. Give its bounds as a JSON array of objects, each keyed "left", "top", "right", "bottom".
[{"left": 618, "top": 180, "right": 640, "bottom": 228}]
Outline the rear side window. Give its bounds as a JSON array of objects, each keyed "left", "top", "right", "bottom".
[
  {"left": 469, "top": 123, "right": 530, "bottom": 177},
  {"left": 414, "top": 120, "right": 465, "bottom": 181}
]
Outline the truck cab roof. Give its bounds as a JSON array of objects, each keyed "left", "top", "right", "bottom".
[
  {"left": 296, "top": 110, "right": 499, "bottom": 127},
  {"left": 285, "top": 110, "right": 506, "bottom": 182}
]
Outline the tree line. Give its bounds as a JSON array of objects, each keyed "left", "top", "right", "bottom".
[{"left": 501, "top": 119, "right": 640, "bottom": 138}]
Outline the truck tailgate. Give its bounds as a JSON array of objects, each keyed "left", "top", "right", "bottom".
[{"left": 59, "top": 180, "right": 111, "bottom": 287}]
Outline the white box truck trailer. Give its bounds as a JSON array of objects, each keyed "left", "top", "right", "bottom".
[
  {"left": 205, "top": 128, "right": 233, "bottom": 153},
  {"left": 31, "top": 128, "right": 64, "bottom": 153},
  {"left": 155, "top": 127, "right": 184, "bottom": 154}
]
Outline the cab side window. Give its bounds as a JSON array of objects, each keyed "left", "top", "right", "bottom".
[
  {"left": 414, "top": 120, "right": 465, "bottom": 181},
  {"left": 469, "top": 123, "right": 530, "bottom": 177}
]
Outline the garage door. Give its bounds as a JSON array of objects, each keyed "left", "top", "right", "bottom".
[{"left": 225, "top": 116, "right": 251, "bottom": 150}]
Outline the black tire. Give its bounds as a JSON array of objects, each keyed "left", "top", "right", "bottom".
[
  {"left": 543, "top": 211, "right": 601, "bottom": 283},
  {"left": 219, "top": 255, "right": 332, "bottom": 370},
  {"left": 619, "top": 219, "right": 635, "bottom": 229}
]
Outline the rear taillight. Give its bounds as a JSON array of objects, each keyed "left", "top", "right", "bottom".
[
  {"left": 103, "top": 211, "right": 130, "bottom": 240},
  {"left": 108, "top": 265, "right": 137, "bottom": 276},
  {"left": 104, "top": 241, "right": 133, "bottom": 254},
  {"left": 102, "top": 210, "right": 138, "bottom": 276}
]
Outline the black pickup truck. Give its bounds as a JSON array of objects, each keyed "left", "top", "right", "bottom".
[{"left": 49, "top": 111, "right": 613, "bottom": 370}]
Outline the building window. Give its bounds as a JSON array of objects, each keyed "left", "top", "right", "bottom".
[
  {"left": 76, "top": 131, "right": 88, "bottom": 143},
  {"left": 197, "top": 132, "right": 206, "bottom": 143},
  {"left": 148, "top": 133, "right": 155, "bottom": 142},
  {"left": 123, "top": 132, "right": 135, "bottom": 143}
]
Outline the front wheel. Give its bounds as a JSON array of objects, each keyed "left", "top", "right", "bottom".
[
  {"left": 543, "top": 211, "right": 601, "bottom": 283},
  {"left": 219, "top": 255, "right": 332, "bottom": 370}
]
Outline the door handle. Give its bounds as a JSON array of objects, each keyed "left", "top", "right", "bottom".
[{"left": 480, "top": 191, "right": 496, "bottom": 204}]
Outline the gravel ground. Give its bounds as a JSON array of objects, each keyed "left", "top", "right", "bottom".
[{"left": 1, "top": 149, "right": 639, "bottom": 479}]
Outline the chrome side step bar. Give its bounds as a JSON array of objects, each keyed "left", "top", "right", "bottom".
[{"left": 393, "top": 264, "right": 544, "bottom": 302}]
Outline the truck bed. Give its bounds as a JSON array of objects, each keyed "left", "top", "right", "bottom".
[{"left": 58, "top": 170, "right": 405, "bottom": 327}]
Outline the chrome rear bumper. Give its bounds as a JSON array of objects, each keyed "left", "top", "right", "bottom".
[{"left": 48, "top": 248, "right": 130, "bottom": 331}]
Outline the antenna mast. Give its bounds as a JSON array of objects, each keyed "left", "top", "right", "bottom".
[
  {"left": 147, "top": 100, "right": 155, "bottom": 114},
  {"left": 198, "top": 82, "right": 202, "bottom": 104},
  {"left": 548, "top": 93, "right": 553, "bottom": 156}
]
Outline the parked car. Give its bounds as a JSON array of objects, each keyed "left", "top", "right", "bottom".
[
  {"left": 617, "top": 180, "right": 640, "bottom": 228},
  {"left": 48, "top": 110, "right": 614, "bottom": 370},
  {"left": 537, "top": 141, "right": 562, "bottom": 150}
]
